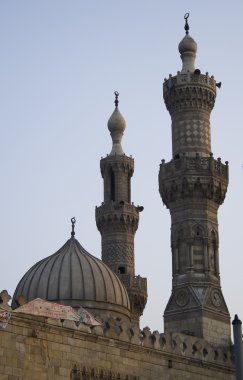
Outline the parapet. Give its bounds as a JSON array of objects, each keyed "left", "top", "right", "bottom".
[
  {"left": 163, "top": 72, "right": 217, "bottom": 113},
  {"left": 159, "top": 154, "right": 229, "bottom": 207},
  {"left": 9, "top": 312, "right": 233, "bottom": 368}
]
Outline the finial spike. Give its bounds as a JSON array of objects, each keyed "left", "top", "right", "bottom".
[
  {"left": 184, "top": 13, "right": 189, "bottom": 35},
  {"left": 71, "top": 217, "right": 76, "bottom": 237},
  {"left": 114, "top": 91, "right": 119, "bottom": 108}
]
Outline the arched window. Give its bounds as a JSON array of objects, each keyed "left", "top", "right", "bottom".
[
  {"left": 127, "top": 173, "right": 131, "bottom": 203},
  {"left": 209, "top": 230, "right": 217, "bottom": 274},
  {"left": 110, "top": 169, "right": 115, "bottom": 201},
  {"left": 192, "top": 225, "right": 204, "bottom": 272}
]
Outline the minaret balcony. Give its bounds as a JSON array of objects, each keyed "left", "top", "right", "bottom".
[
  {"left": 96, "top": 201, "right": 139, "bottom": 233},
  {"left": 118, "top": 273, "right": 148, "bottom": 318},
  {"left": 159, "top": 155, "right": 228, "bottom": 208},
  {"left": 100, "top": 154, "right": 134, "bottom": 177},
  {"left": 117, "top": 273, "right": 147, "bottom": 292},
  {"left": 163, "top": 73, "right": 217, "bottom": 113}
]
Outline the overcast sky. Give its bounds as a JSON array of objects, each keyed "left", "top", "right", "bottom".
[{"left": 1, "top": 1, "right": 243, "bottom": 333}]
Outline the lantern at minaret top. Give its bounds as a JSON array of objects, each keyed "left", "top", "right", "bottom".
[{"left": 159, "top": 14, "right": 231, "bottom": 346}]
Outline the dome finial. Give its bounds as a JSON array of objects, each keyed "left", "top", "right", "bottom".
[
  {"left": 114, "top": 91, "right": 119, "bottom": 108},
  {"left": 71, "top": 217, "right": 76, "bottom": 237},
  {"left": 184, "top": 13, "right": 189, "bottom": 35}
]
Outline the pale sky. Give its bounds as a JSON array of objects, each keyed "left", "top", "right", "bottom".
[{"left": 1, "top": 1, "right": 243, "bottom": 334}]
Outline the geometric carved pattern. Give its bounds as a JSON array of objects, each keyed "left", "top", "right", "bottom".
[
  {"left": 163, "top": 73, "right": 216, "bottom": 158},
  {"left": 102, "top": 241, "right": 134, "bottom": 269},
  {"left": 100, "top": 154, "right": 134, "bottom": 178},
  {"left": 166, "top": 286, "right": 228, "bottom": 315},
  {"left": 173, "top": 119, "right": 211, "bottom": 155},
  {"left": 175, "top": 288, "right": 189, "bottom": 307},
  {"left": 159, "top": 155, "right": 229, "bottom": 208},
  {"left": 96, "top": 203, "right": 139, "bottom": 235}
]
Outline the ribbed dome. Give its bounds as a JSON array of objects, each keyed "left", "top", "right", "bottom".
[{"left": 12, "top": 237, "right": 131, "bottom": 320}]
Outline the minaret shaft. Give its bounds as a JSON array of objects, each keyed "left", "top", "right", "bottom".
[
  {"left": 97, "top": 155, "right": 137, "bottom": 277},
  {"left": 96, "top": 96, "right": 147, "bottom": 325},
  {"left": 159, "top": 27, "right": 230, "bottom": 346}
]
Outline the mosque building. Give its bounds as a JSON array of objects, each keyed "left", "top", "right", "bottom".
[{"left": 0, "top": 15, "right": 238, "bottom": 380}]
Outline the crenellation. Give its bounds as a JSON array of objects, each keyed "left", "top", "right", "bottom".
[
  {"left": 0, "top": 312, "right": 236, "bottom": 379},
  {"left": 7, "top": 311, "right": 233, "bottom": 367},
  {"left": 164, "top": 72, "right": 216, "bottom": 89}
]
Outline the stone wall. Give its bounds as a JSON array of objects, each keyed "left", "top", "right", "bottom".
[{"left": 0, "top": 313, "right": 235, "bottom": 380}]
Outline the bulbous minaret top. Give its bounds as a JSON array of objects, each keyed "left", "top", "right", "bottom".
[
  {"left": 178, "top": 13, "right": 197, "bottom": 73},
  {"left": 108, "top": 91, "right": 126, "bottom": 156}
]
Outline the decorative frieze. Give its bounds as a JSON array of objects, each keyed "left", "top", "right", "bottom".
[
  {"left": 163, "top": 73, "right": 216, "bottom": 113},
  {"left": 96, "top": 202, "right": 139, "bottom": 234},
  {"left": 159, "top": 155, "right": 228, "bottom": 208},
  {"left": 100, "top": 155, "right": 134, "bottom": 178}
]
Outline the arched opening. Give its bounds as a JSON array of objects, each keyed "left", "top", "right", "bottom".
[
  {"left": 192, "top": 225, "right": 204, "bottom": 272},
  {"left": 209, "top": 230, "right": 218, "bottom": 275},
  {"left": 110, "top": 169, "right": 115, "bottom": 201}
]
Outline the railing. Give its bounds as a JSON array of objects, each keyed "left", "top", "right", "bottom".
[
  {"left": 117, "top": 274, "right": 147, "bottom": 292},
  {"left": 160, "top": 155, "right": 228, "bottom": 181},
  {"left": 164, "top": 72, "right": 216, "bottom": 89}
]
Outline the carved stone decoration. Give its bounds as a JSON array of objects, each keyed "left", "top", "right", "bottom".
[
  {"left": 211, "top": 290, "right": 221, "bottom": 307},
  {"left": 159, "top": 155, "right": 228, "bottom": 209},
  {"left": 0, "top": 290, "right": 11, "bottom": 311},
  {"left": 70, "top": 365, "right": 139, "bottom": 380},
  {"left": 160, "top": 66, "right": 231, "bottom": 344},
  {"left": 163, "top": 73, "right": 216, "bottom": 115},
  {"left": 96, "top": 103, "right": 147, "bottom": 326},
  {"left": 175, "top": 289, "right": 189, "bottom": 307},
  {"left": 165, "top": 286, "right": 200, "bottom": 313},
  {"left": 191, "top": 287, "right": 207, "bottom": 303}
]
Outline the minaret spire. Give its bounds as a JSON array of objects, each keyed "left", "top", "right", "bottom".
[
  {"left": 108, "top": 91, "right": 126, "bottom": 156},
  {"left": 96, "top": 93, "right": 147, "bottom": 325},
  {"left": 71, "top": 217, "right": 76, "bottom": 238},
  {"left": 184, "top": 12, "right": 189, "bottom": 35},
  {"left": 159, "top": 18, "right": 230, "bottom": 346},
  {"left": 114, "top": 90, "right": 119, "bottom": 107},
  {"left": 179, "top": 13, "right": 197, "bottom": 74}
]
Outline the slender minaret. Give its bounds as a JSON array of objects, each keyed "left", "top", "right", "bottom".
[
  {"left": 159, "top": 14, "right": 231, "bottom": 346},
  {"left": 96, "top": 92, "right": 147, "bottom": 325}
]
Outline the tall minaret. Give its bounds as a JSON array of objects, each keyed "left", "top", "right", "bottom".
[
  {"left": 96, "top": 92, "right": 147, "bottom": 325},
  {"left": 159, "top": 15, "right": 230, "bottom": 346}
]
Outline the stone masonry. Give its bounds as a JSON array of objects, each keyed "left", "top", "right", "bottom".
[
  {"left": 159, "top": 24, "right": 231, "bottom": 346},
  {"left": 0, "top": 313, "right": 235, "bottom": 379},
  {"left": 96, "top": 98, "right": 147, "bottom": 325}
]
